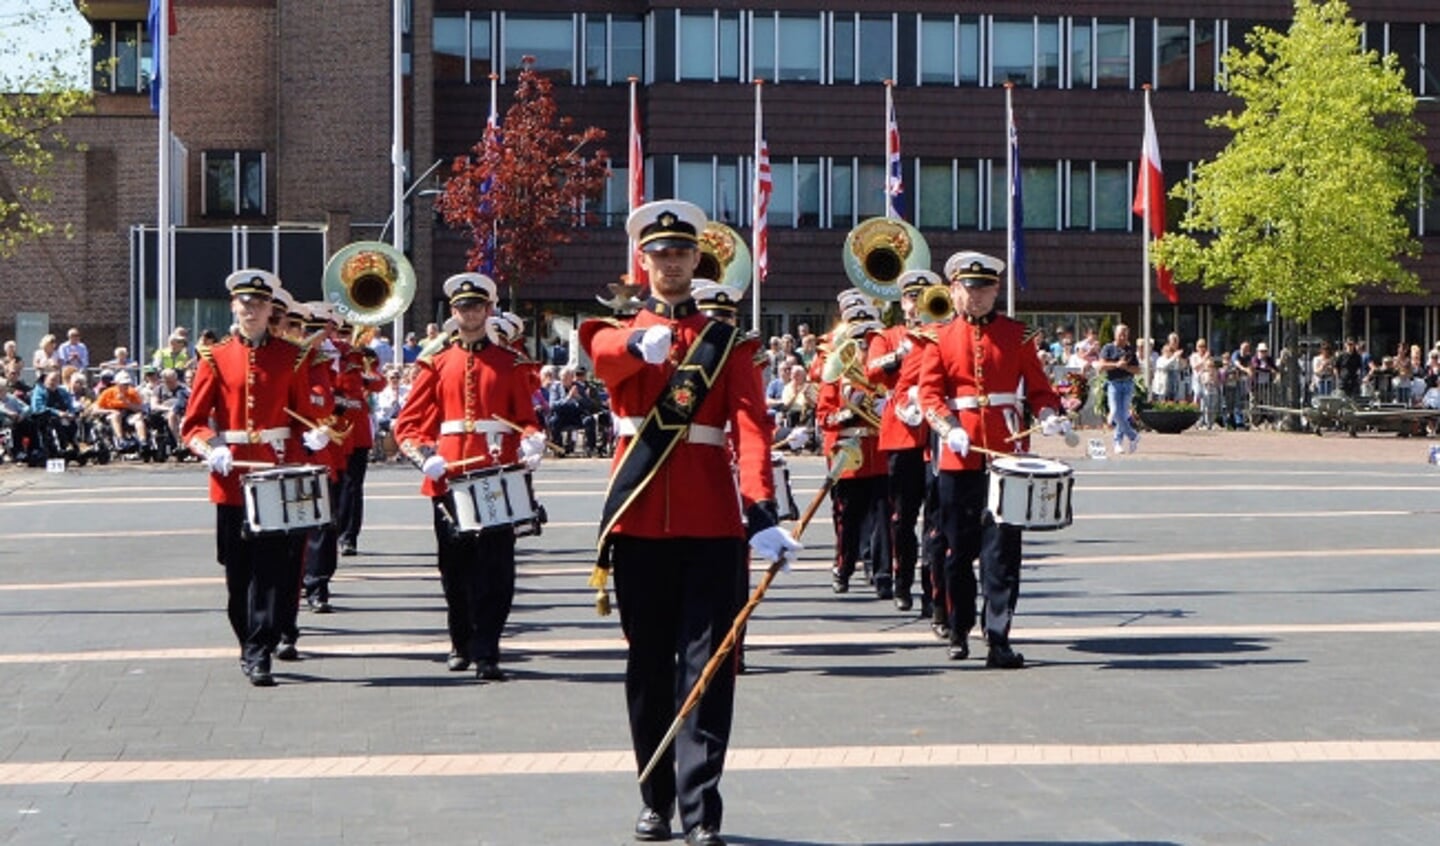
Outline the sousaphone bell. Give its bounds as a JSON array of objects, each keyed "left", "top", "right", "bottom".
[
  {"left": 322, "top": 240, "right": 417, "bottom": 327},
  {"left": 696, "top": 221, "right": 753, "bottom": 298},
  {"left": 841, "top": 217, "right": 930, "bottom": 302}
]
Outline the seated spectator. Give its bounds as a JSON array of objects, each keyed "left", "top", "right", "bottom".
[
  {"left": 29, "top": 369, "right": 79, "bottom": 461},
  {"left": 779, "top": 365, "right": 816, "bottom": 430},
  {"left": 32, "top": 334, "right": 59, "bottom": 374},
  {"left": 1, "top": 340, "right": 21, "bottom": 374},
  {"left": 547, "top": 365, "right": 601, "bottom": 455},
  {"left": 401, "top": 331, "right": 421, "bottom": 364},
  {"left": 94, "top": 370, "right": 149, "bottom": 450},
  {"left": 766, "top": 362, "right": 791, "bottom": 419},
  {"left": 102, "top": 346, "right": 140, "bottom": 383},
  {"left": 149, "top": 368, "right": 189, "bottom": 449},
  {"left": 3, "top": 360, "right": 30, "bottom": 404},
  {"left": 372, "top": 366, "right": 408, "bottom": 461},
  {"left": 0, "top": 378, "right": 34, "bottom": 463}
]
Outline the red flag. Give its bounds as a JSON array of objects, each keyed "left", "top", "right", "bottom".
[
  {"left": 753, "top": 140, "right": 772, "bottom": 283},
  {"left": 1133, "top": 98, "right": 1177, "bottom": 304},
  {"left": 627, "top": 80, "right": 647, "bottom": 285}
]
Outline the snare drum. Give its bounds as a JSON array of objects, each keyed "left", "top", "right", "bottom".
[
  {"left": 242, "top": 464, "right": 332, "bottom": 536},
  {"left": 446, "top": 463, "right": 543, "bottom": 537},
  {"left": 987, "top": 456, "right": 1073, "bottom": 530},
  {"left": 771, "top": 451, "right": 800, "bottom": 522}
]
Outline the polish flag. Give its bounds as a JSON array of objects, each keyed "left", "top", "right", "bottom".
[{"left": 1133, "top": 98, "right": 1177, "bottom": 304}]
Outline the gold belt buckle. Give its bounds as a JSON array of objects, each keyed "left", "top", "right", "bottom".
[
  {"left": 463, "top": 419, "right": 476, "bottom": 433},
  {"left": 976, "top": 394, "right": 989, "bottom": 407},
  {"left": 248, "top": 429, "right": 261, "bottom": 444}
]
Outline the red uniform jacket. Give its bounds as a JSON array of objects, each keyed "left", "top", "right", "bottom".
[
  {"left": 392, "top": 338, "right": 541, "bottom": 498},
  {"left": 335, "top": 347, "right": 385, "bottom": 452},
  {"left": 180, "top": 334, "right": 316, "bottom": 506},
  {"left": 866, "top": 323, "right": 930, "bottom": 452},
  {"left": 918, "top": 312, "right": 1061, "bottom": 473},
  {"left": 815, "top": 377, "right": 887, "bottom": 479},
  {"left": 580, "top": 300, "right": 775, "bottom": 540}
]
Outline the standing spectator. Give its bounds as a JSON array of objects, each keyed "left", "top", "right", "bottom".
[
  {"left": 1075, "top": 326, "right": 1100, "bottom": 361},
  {"left": 1099, "top": 323, "right": 1142, "bottom": 453},
  {"left": 798, "top": 333, "right": 819, "bottom": 368},
  {"left": 32, "top": 334, "right": 59, "bottom": 374},
  {"left": 401, "top": 331, "right": 421, "bottom": 363},
  {"left": 1311, "top": 340, "right": 1337, "bottom": 398},
  {"left": 1153, "top": 334, "right": 1184, "bottom": 402},
  {"left": 369, "top": 332, "right": 394, "bottom": 366},
  {"left": 1, "top": 340, "right": 20, "bottom": 373},
  {"left": 1229, "top": 341, "right": 1255, "bottom": 428},
  {"left": 57, "top": 328, "right": 89, "bottom": 371},
  {"left": 1335, "top": 337, "right": 1364, "bottom": 398},
  {"left": 153, "top": 331, "right": 193, "bottom": 374},
  {"left": 1251, "top": 342, "right": 1277, "bottom": 421},
  {"left": 103, "top": 346, "right": 141, "bottom": 383}
]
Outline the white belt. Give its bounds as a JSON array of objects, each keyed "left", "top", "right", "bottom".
[
  {"left": 614, "top": 416, "right": 726, "bottom": 447},
  {"left": 219, "top": 427, "right": 289, "bottom": 446},
  {"left": 439, "top": 419, "right": 510, "bottom": 436},
  {"left": 948, "top": 393, "right": 1019, "bottom": 410},
  {"left": 838, "top": 426, "right": 876, "bottom": 438}
]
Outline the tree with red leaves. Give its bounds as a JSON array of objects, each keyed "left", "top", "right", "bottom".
[{"left": 435, "top": 60, "right": 610, "bottom": 298}]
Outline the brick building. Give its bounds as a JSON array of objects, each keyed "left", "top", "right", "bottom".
[{"left": 4, "top": 1, "right": 1440, "bottom": 366}]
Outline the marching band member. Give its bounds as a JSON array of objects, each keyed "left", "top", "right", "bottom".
[
  {"left": 917, "top": 251, "right": 1068, "bottom": 668},
  {"left": 580, "top": 200, "right": 800, "bottom": 846},
  {"left": 300, "top": 304, "right": 346, "bottom": 613},
  {"left": 866, "top": 269, "right": 942, "bottom": 613},
  {"left": 334, "top": 329, "right": 385, "bottom": 557},
  {"left": 816, "top": 312, "right": 890, "bottom": 597},
  {"left": 267, "top": 289, "right": 312, "bottom": 661},
  {"left": 393, "top": 272, "right": 547, "bottom": 682},
  {"left": 180, "top": 270, "right": 330, "bottom": 686}
]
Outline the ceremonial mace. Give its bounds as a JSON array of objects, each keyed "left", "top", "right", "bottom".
[{"left": 637, "top": 437, "right": 865, "bottom": 785}]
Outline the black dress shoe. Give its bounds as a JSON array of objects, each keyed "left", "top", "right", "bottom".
[
  {"left": 930, "top": 621, "right": 951, "bottom": 641},
  {"left": 947, "top": 634, "right": 969, "bottom": 661},
  {"left": 475, "top": 661, "right": 507, "bottom": 682},
  {"left": 684, "top": 825, "right": 726, "bottom": 846},
  {"left": 986, "top": 644, "right": 1026, "bottom": 669},
  {"left": 894, "top": 593, "right": 913, "bottom": 612},
  {"left": 830, "top": 568, "right": 849, "bottom": 594},
  {"left": 874, "top": 578, "right": 894, "bottom": 600},
  {"left": 339, "top": 541, "right": 357, "bottom": 557},
  {"left": 633, "top": 806, "right": 671, "bottom": 842},
  {"left": 446, "top": 651, "right": 471, "bottom": 672},
  {"left": 275, "top": 639, "right": 299, "bottom": 661},
  {"left": 244, "top": 660, "right": 275, "bottom": 687}
]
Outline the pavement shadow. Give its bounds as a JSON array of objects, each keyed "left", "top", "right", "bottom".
[{"left": 1053, "top": 635, "right": 1304, "bottom": 671}]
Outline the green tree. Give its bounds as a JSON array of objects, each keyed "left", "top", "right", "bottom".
[
  {"left": 1153, "top": 0, "right": 1429, "bottom": 322},
  {"left": 0, "top": 1, "right": 93, "bottom": 258}
]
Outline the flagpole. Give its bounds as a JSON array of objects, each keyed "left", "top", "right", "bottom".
[
  {"left": 1004, "top": 83, "right": 1016, "bottom": 318},
  {"left": 1140, "top": 85, "right": 1154, "bottom": 387},
  {"left": 752, "top": 78, "right": 763, "bottom": 331},
  {"left": 155, "top": 0, "right": 171, "bottom": 351},
  {"left": 489, "top": 72, "right": 500, "bottom": 304},
  {"left": 390, "top": 0, "right": 405, "bottom": 365}
]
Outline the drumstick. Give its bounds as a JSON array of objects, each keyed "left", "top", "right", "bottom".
[
  {"left": 285, "top": 407, "right": 351, "bottom": 444},
  {"left": 445, "top": 453, "right": 495, "bottom": 471},
  {"left": 232, "top": 459, "right": 276, "bottom": 469},
  {"left": 1005, "top": 424, "right": 1082, "bottom": 449},
  {"left": 490, "top": 415, "right": 567, "bottom": 456}
]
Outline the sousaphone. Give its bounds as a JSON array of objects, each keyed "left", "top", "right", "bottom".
[
  {"left": 322, "top": 241, "right": 417, "bottom": 327},
  {"left": 841, "top": 217, "right": 930, "bottom": 302}
]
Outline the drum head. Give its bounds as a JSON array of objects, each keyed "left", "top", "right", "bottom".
[{"left": 992, "top": 456, "right": 1071, "bottom": 476}]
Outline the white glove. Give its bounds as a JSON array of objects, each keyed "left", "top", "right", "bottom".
[
  {"left": 206, "top": 445, "right": 234, "bottom": 477},
  {"left": 749, "top": 525, "right": 804, "bottom": 572},
  {"left": 1039, "top": 410, "right": 1071, "bottom": 437},
  {"left": 896, "top": 338, "right": 914, "bottom": 358},
  {"left": 302, "top": 427, "right": 330, "bottom": 451},
  {"left": 785, "top": 427, "right": 810, "bottom": 450},
  {"left": 638, "top": 325, "right": 673, "bottom": 365},
  {"left": 945, "top": 427, "right": 970, "bottom": 457},
  {"left": 421, "top": 454, "right": 447, "bottom": 480},
  {"left": 520, "top": 432, "right": 547, "bottom": 469}
]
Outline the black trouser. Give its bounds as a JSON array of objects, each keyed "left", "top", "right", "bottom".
[
  {"left": 335, "top": 448, "right": 369, "bottom": 547},
  {"left": 921, "top": 445, "right": 947, "bottom": 618},
  {"left": 279, "top": 533, "right": 307, "bottom": 643},
  {"left": 935, "top": 470, "right": 1023, "bottom": 647},
  {"left": 611, "top": 535, "right": 744, "bottom": 836},
  {"left": 303, "top": 475, "right": 344, "bottom": 597},
  {"left": 215, "top": 505, "right": 300, "bottom": 667},
  {"left": 431, "top": 498, "right": 516, "bottom": 664},
  {"left": 886, "top": 448, "right": 926, "bottom": 598},
  {"left": 829, "top": 475, "right": 890, "bottom": 589}
]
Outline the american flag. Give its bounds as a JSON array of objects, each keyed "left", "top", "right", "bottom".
[
  {"left": 753, "top": 140, "right": 772, "bottom": 282},
  {"left": 885, "top": 85, "right": 904, "bottom": 220}
]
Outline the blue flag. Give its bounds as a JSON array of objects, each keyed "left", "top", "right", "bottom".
[
  {"left": 147, "top": 0, "right": 174, "bottom": 114},
  {"left": 1008, "top": 112, "right": 1027, "bottom": 292}
]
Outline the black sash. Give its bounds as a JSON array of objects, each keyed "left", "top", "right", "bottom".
[{"left": 596, "top": 319, "right": 739, "bottom": 560}]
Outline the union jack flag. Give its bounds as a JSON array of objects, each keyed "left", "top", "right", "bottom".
[{"left": 885, "top": 87, "right": 904, "bottom": 220}]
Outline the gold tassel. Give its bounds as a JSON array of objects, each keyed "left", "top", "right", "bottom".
[{"left": 588, "top": 565, "right": 612, "bottom": 617}]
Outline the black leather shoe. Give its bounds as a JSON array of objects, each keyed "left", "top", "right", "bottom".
[
  {"left": 684, "top": 825, "right": 726, "bottom": 846},
  {"left": 874, "top": 578, "right": 894, "bottom": 600},
  {"left": 633, "top": 806, "right": 671, "bottom": 842},
  {"left": 894, "top": 593, "right": 913, "bottom": 612},
  {"left": 930, "top": 621, "right": 951, "bottom": 641},
  {"left": 475, "top": 661, "right": 507, "bottom": 682},
  {"left": 830, "top": 568, "right": 849, "bottom": 594},
  {"left": 986, "top": 644, "right": 1026, "bottom": 669},
  {"left": 947, "top": 634, "right": 969, "bottom": 661},
  {"left": 339, "top": 542, "right": 357, "bottom": 557},
  {"left": 446, "top": 651, "right": 471, "bottom": 672},
  {"left": 275, "top": 639, "right": 299, "bottom": 661},
  {"left": 245, "top": 660, "right": 275, "bottom": 687},
  {"left": 919, "top": 597, "right": 933, "bottom": 619},
  {"left": 307, "top": 593, "right": 333, "bottom": 614}
]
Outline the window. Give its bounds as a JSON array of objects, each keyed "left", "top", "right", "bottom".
[
  {"left": 1094, "top": 163, "right": 1130, "bottom": 230},
  {"left": 1387, "top": 23, "right": 1422, "bottom": 95},
  {"left": 959, "top": 19, "right": 981, "bottom": 85},
  {"left": 830, "top": 159, "right": 854, "bottom": 227},
  {"left": 770, "top": 160, "right": 795, "bottom": 226},
  {"left": 1070, "top": 19, "right": 1092, "bottom": 88},
  {"left": 992, "top": 18, "right": 1033, "bottom": 86},
  {"left": 1156, "top": 21, "right": 1190, "bottom": 89},
  {"left": 1195, "top": 20, "right": 1218, "bottom": 90},
  {"left": 585, "top": 14, "right": 643, "bottom": 84},
  {"left": 1095, "top": 20, "right": 1131, "bottom": 88},
  {"left": 203, "top": 151, "right": 267, "bottom": 218},
  {"left": 601, "top": 167, "right": 629, "bottom": 227},
  {"left": 857, "top": 16, "right": 893, "bottom": 83},
  {"left": 753, "top": 13, "right": 822, "bottom": 83},
  {"left": 93, "top": 20, "right": 147, "bottom": 94},
  {"left": 833, "top": 16, "right": 855, "bottom": 84},
  {"left": 1023, "top": 163, "right": 1059, "bottom": 228},
  {"left": 503, "top": 14, "right": 573, "bottom": 82},
  {"left": 753, "top": 13, "right": 776, "bottom": 82},
  {"left": 1425, "top": 23, "right": 1440, "bottom": 96},
  {"left": 920, "top": 16, "right": 956, "bottom": 85},
  {"left": 679, "top": 12, "right": 718, "bottom": 81},
  {"left": 673, "top": 157, "right": 744, "bottom": 223},
  {"left": 677, "top": 157, "right": 716, "bottom": 218},
  {"left": 432, "top": 15, "right": 466, "bottom": 81},
  {"left": 856, "top": 160, "right": 887, "bottom": 219},
  {"left": 917, "top": 161, "right": 953, "bottom": 228},
  {"left": 1037, "top": 19, "right": 1061, "bottom": 86},
  {"left": 470, "top": 16, "right": 494, "bottom": 81},
  {"left": 796, "top": 160, "right": 821, "bottom": 227},
  {"left": 956, "top": 163, "right": 980, "bottom": 229},
  {"left": 1067, "top": 162, "right": 1092, "bottom": 229}
]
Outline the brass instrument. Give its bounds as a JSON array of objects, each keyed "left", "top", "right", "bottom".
[
  {"left": 841, "top": 217, "right": 931, "bottom": 302},
  {"left": 819, "top": 333, "right": 885, "bottom": 396},
  {"left": 696, "top": 221, "right": 753, "bottom": 296},
  {"left": 916, "top": 283, "right": 954, "bottom": 324},
  {"left": 322, "top": 241, "right": 417, "bottom": 328}
]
